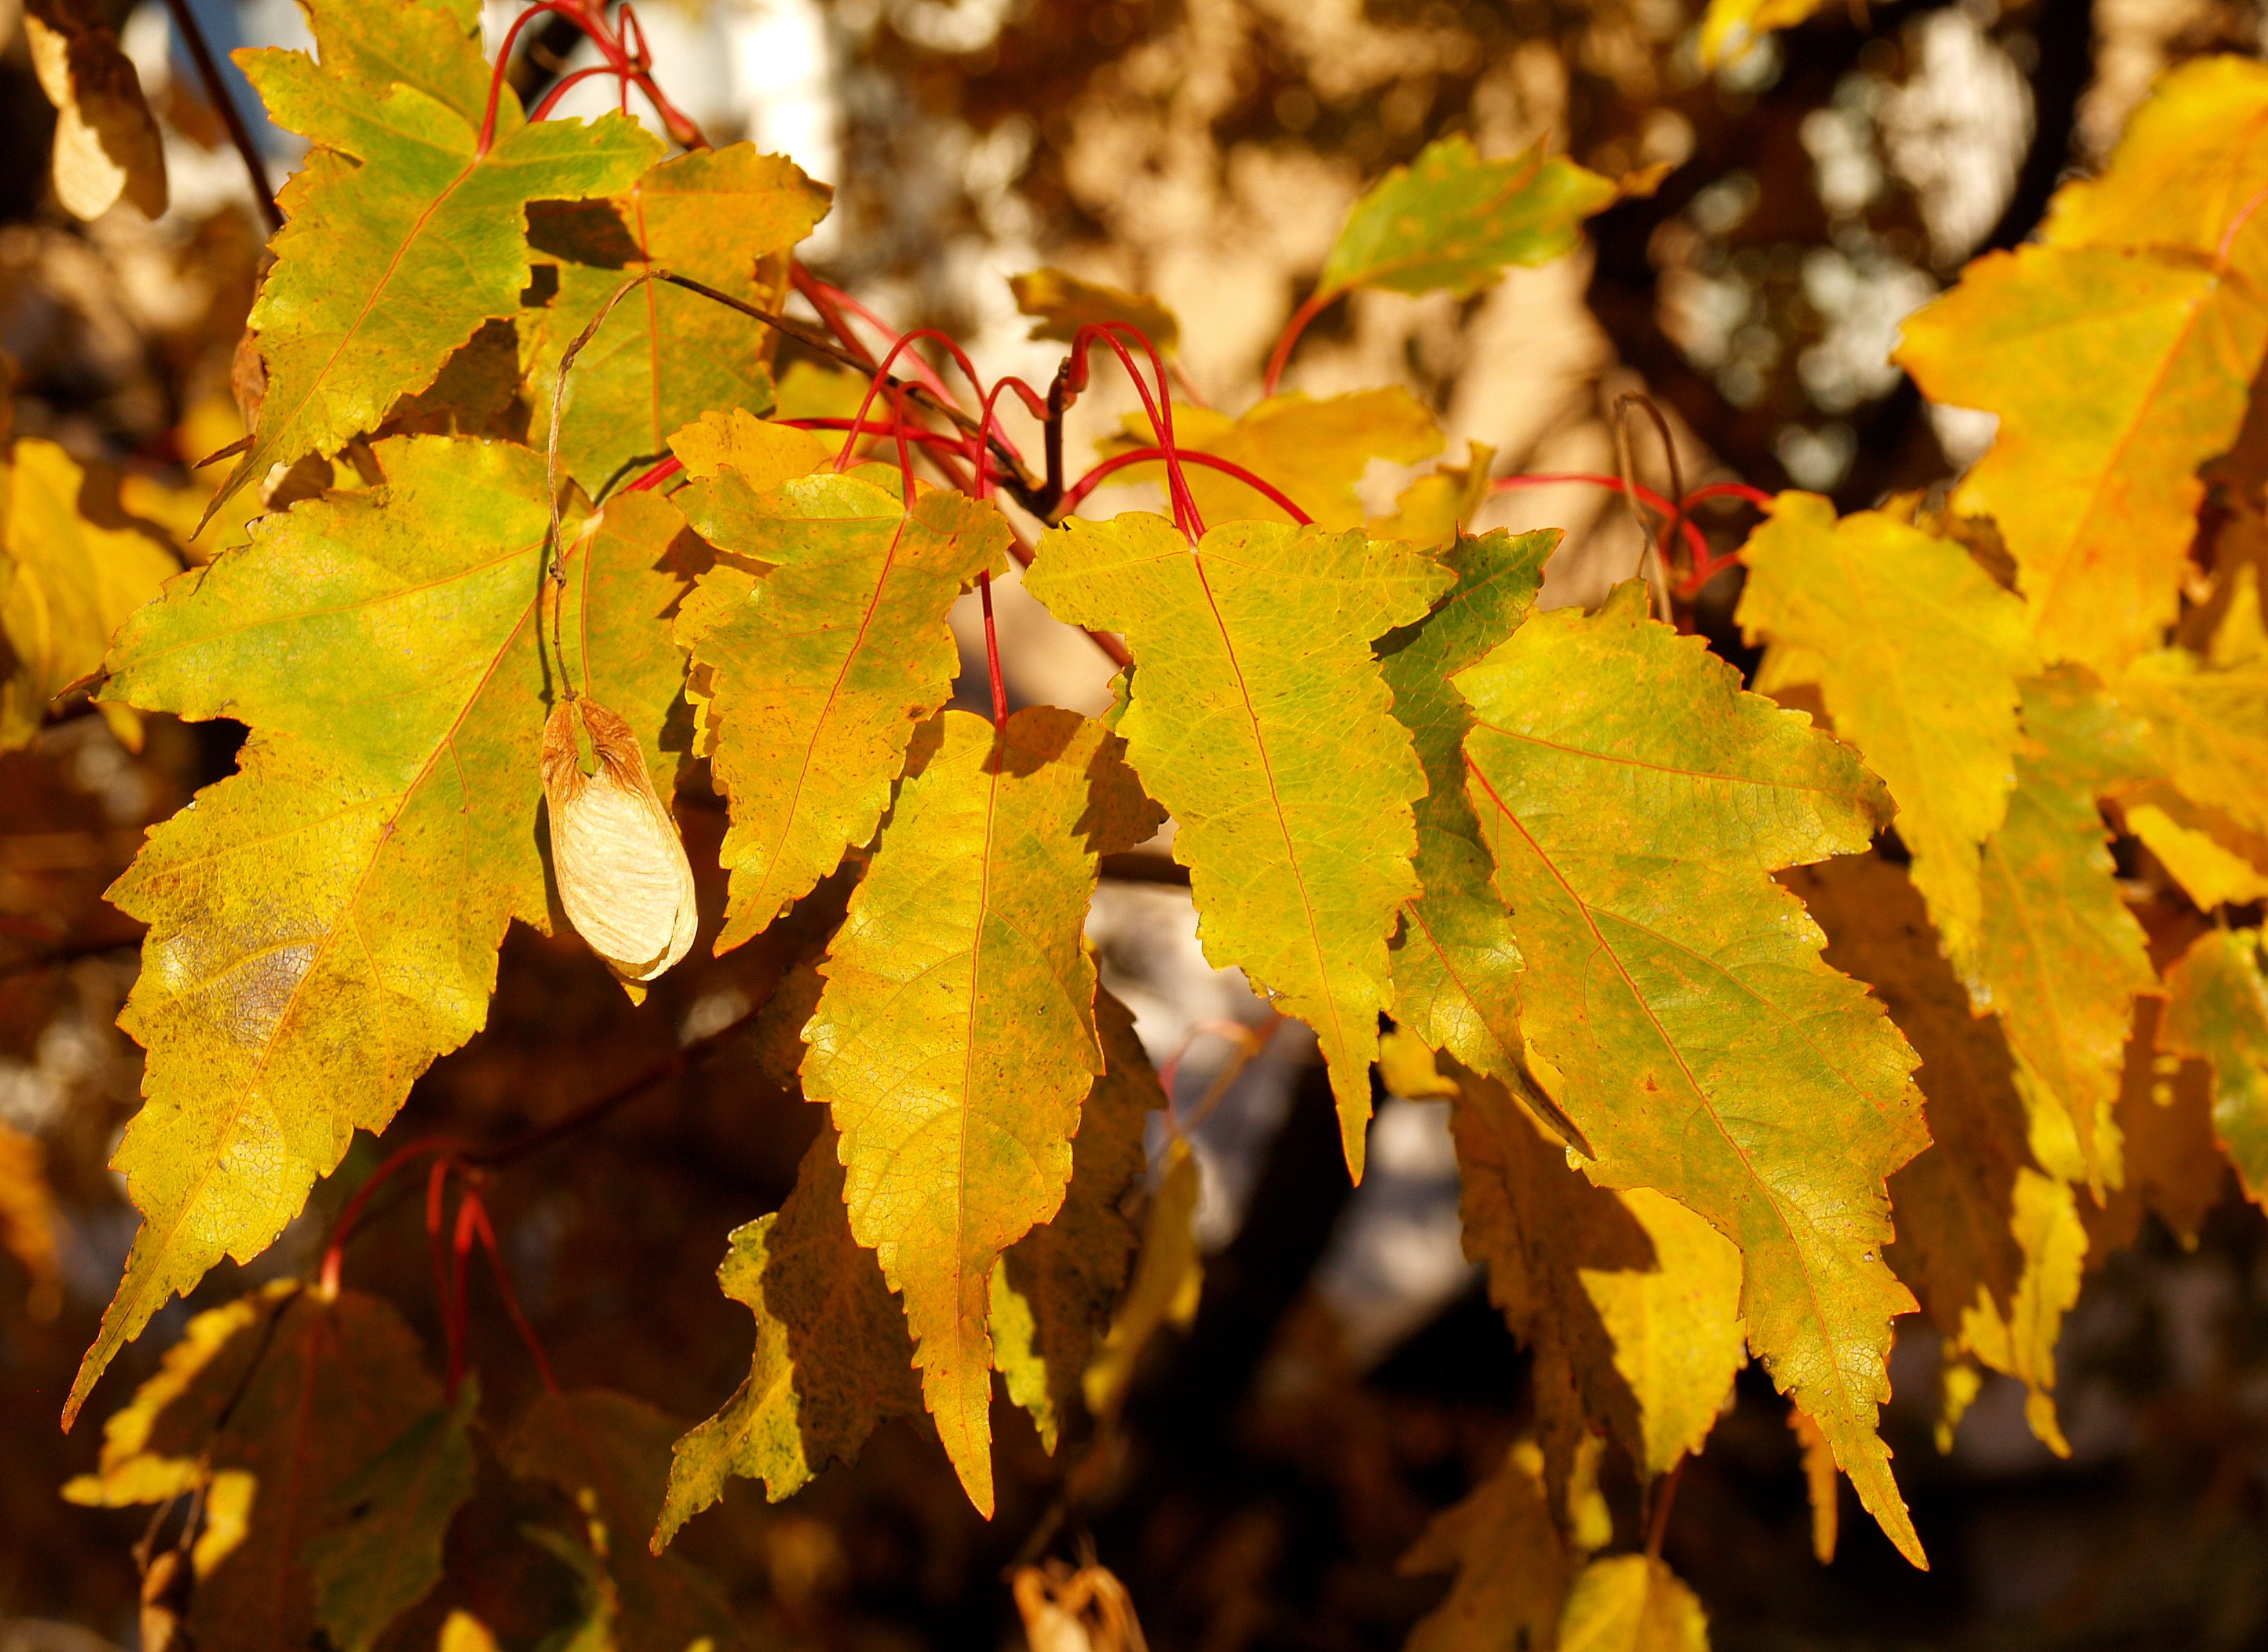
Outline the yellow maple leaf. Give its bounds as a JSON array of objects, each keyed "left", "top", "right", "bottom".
[
  {"left": 1024, "top": 513, "right": 1451, "bottom": 1175},
  {"left": 1459, "top": 581, "right": 1928, "bottom": 1568},
  {"left": 802, "top": 708, "right": 1163, "bottom": 1514},
  {"left": 1558, "top": 1554, "right": 1711, "bottom": 1652}
]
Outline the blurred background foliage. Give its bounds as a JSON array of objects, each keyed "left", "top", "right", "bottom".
[{"left": 9, "top": 1, "right": 2268, "bottom": 1649}]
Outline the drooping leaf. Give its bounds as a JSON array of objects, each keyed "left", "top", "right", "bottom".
[
  {"left": 1790, "top": 1406, "right": 1840, "bottom": 1565},
  {"left": 1025, "top": 513, "right": 1451, "bottom": 1175},
  {"left": 1084, "top": 1135, "right": 1204, "bottom": 1423},
  {"left": 1894, "top": 60, "right": 2268, "bottom": 673},
  {"left": 1448, "top": 1063, "right": 1744, "bottom": 1491},
  {"left": 304, "top": 1382, "right": 478, "bottom": 1652},
  {"left": 1735, "top": 493, "right": 2032, "bottom": 974},
  {"left": 676, "top": 450, "right": 1011, "bottom": 948},
  {"left": 505, "top": 1390, "right": 738, "bottom": 1652},
  {"left": 1, "top": 438, "right": 181, "bottom": 750},
  {"left": 1379, "top": 529, "right": 1557, "bottom": 1091},
  {"left": 67, "top": 1282, "right": 449, "bottom": 1652},
  {"left": 72, "top": 436, "right": 689, "bottom": 1423},
  {"left": 1971, "top": 669, "right": 2157, "bottom": 1190},
  {"left": 2109, "top": 647, "right": 2268, "bottom": 843},
  {"left": 1011, "top": 267, "right": 1180, "bottom": 354},
  {"left": 1318, "top": 136, "right": 1619, "bottom": 302},
  {"left": 804, "top": 707, "right": 1163, "bottom": 1514},
  {"left": 1786, "top": 855, "right": 2075, "bottom": 1448},
  {"left": 1557, "top": 1555, "right": 1710, "bottom": 1652},
  {"left": 25, "top": 0, "right": 166, "bottom": 220},
  {"left": 657, "top": 1126, "right": 922, "bottom": 1546},
  {"left": 1103, "top": 389, "right": 1444, "bottom": 532},
  {"left": 2090, "top": 994, "right": 2227, "bottom": 1253},
  {"left": 0, "top": 1119, "right": 61, "bottom": 1318},
  {"left": 2163, "top": 926, "right": 2268, "bottom": 1202},
  {"left": 992, "top": 986, "right": 1163, "bottom": 1452},
  {"left": 213, "top": 0, "right": 660, "bottom": 514},
  {"left": 1458, "top": 581, "right": 1929, "bottom": 1568},
  {"left": 1399, "top": 1440, "right": 1574, "bottom": 1652},
  {"left": 526, "top": 144, "right": 832, "bottom": 494},
  {"left": 1697, "top": 0, "right": 1825, "bottom": 68}
]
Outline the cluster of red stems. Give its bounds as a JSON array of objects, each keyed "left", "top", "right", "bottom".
[{"left": 309, "top": 0, "right": 1778, "bottom": 1397}]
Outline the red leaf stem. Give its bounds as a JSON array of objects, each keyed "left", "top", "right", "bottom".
[
  {"left": 1260, "top": 287, "right": 1335, "bottom": 399},
  {"left": 1057, "top": 447, "right": 1313, "bottom": 525}
]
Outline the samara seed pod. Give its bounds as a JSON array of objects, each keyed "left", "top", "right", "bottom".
[{"left": 542, "top": 698, "right": 697, "bottom": 983}]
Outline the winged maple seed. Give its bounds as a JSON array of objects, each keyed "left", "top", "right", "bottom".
[{"left": 541, "top": 696, "right": 698, "bottom": 984}]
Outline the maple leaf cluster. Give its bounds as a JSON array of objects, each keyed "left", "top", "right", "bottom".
[{"left": 8, "top": 0, "right": 2268, "bottom": 1648}]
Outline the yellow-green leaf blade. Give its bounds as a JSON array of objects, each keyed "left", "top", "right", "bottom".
[
  {"left": 802, "top": 707, "right": 1161, "bottom": 1515},
  {"left": 1734, "top": 493, "right": 2032, "bottom": 973},
  {"left": 1558, "top": 1554, "right": 1711, "bottom": 1652},
  {"left": 1458, "top": 581, "right": 1928, "bottom": 1567},
  {"left": 657, "top": 1124, "right": 922, "bottom": 1545},
  {"left": 1398, "top": 1439, "right": 1574, "bottom": 1652},
  {"left": 991, "top": 985, "right": 1162, "bottom": 1452},
  {"left": 1010, "top": 266, "right": 1180, "bottom": 354},
  {"left": 304, "top": 1385, "right": 478, "bottom": 1652},
  {"left": 1318, "top": 136, "right": 1619, "bottom": 300},
  {"left": 72, "top": 436, "right": 687, "bottom": 1424},
  {"left": 216, "top": 0, "right": 660, "bottom": 514},
  {"left": 2163, "top": 927, "right": 2268, "bottom": 1201},
  {"left": 678, "top": 469, "right": 1011, "bottom": 948},
  {"left": 1379, "top": 528, "right": 1557, "bottom": 1087},
  {"left": 1698, "top": 0, "right": 1824, "bottom": 68},
  {"left": 527, "top": 144, "right": 832, "bottom": 494},
  {"left": 1024, "top": 514, "right": 1451, "bottom": 1177}
]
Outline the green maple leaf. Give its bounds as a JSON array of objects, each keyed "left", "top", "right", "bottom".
[
  {"left": 506, "top": 1391, "right": 738, "bottom": 1652},
  {"left": 990, "top": 985, "right": 1162, "bottom": 1452},
  {"left": 213, "top": 0, "right": 658, "bottom": 516},
  {"left": 1458, "top": 581, "right": 1929, "bottom": 1567},
  {"left": 1736, "top": 493, "right": 2033, "bottom": 976},
  {"left": 2163, "top": 927, "right": 2268, "bottom": 1202},
  {"left": 1023, "top": 513, "right": 1452, "bottom": 1176},
  {"left": 656, "top": 1122, "right": 923, "bottom": 1544},
  {"left": 674, "top": 439, "right": 1012, "bottom": 949},
  {"left": 1318, "top": 136, "right": 1621, "bottom": 301},
  {"left": 67, "top": 1282, "right": 452, "bottom": 1652},
  {"left": 802, "top": 707, "right": 1163, "bottom": 1515},
  {"left": 305, "top": 1383, "right": 478, "bottom": 1652},
  {"left": 526, "top": 143, "right": 832, "bottom": 494},
  {"left": 70, "top": 437, "right": 690, "bottom": 1424},
  {"left": 1973, "top": 669, "right": 2157, "bottom": 1191},
  {"left": 1377, "top": 527, "right": 1557, "bottom": 1089}
]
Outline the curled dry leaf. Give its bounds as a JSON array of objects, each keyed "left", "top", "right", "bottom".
[
  {"left": 25, "top": 0, "right": 167, "bottom": 222},
  {"left": 542, "top": 697, "right": 697, "bottom": 985}
]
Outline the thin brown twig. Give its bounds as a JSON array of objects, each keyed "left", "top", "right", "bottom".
[{"left": 160, "top": 0, "right": 282, "bottom": 234}]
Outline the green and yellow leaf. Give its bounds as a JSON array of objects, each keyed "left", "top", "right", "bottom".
[
  {"left": 1459, "top": 581, "right": 1929, "bottom": 1567},
  {"left": 1379, "top": 528, "right": 1557, "bottom": 1091},
  {"left": 304, "top": 1383, "right": 478, "bottom": 1652},
  {"left": 658, "top": 1125, "right": 924, "bottom": 1545},
  {"left": 1698, "top": 0, "right": 1825, "bottom": 69},
  {"left": 992, "top": 986, "right": 1163, "bottom": 1452},
  {"left": 1084, "top": 1134, "right": 1204, "bottom": 1423},
  {"left": 1011, "top": 267, "right": 1180, "bottom": 354},
  {"left": 802, "top": 708, "right": 1162, "bottom": 1514},
  {"left": 72, "top": 436, "right": 689, "bottom": 1423},
  {"left": 1319, "top": 136, "right": 1619, "bottom": 301},
  {"left": 526, "top": 143, "right": 832, "bottom": 494},
  {"left": 1736, "top": 493, "right": 2032, "bottom": 974},
  {"left": 215, "top": 0, "right": 659, "bottom": 514},
  {"left": 1024, "top": 513, "right": 1451, "bottom": 1175},
  {"left": 2163, "top": 926, "right": 2268, "bottom": 1202},
  {"left": 675, "top": 454, "right": 1010, "bottom": 948}
]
